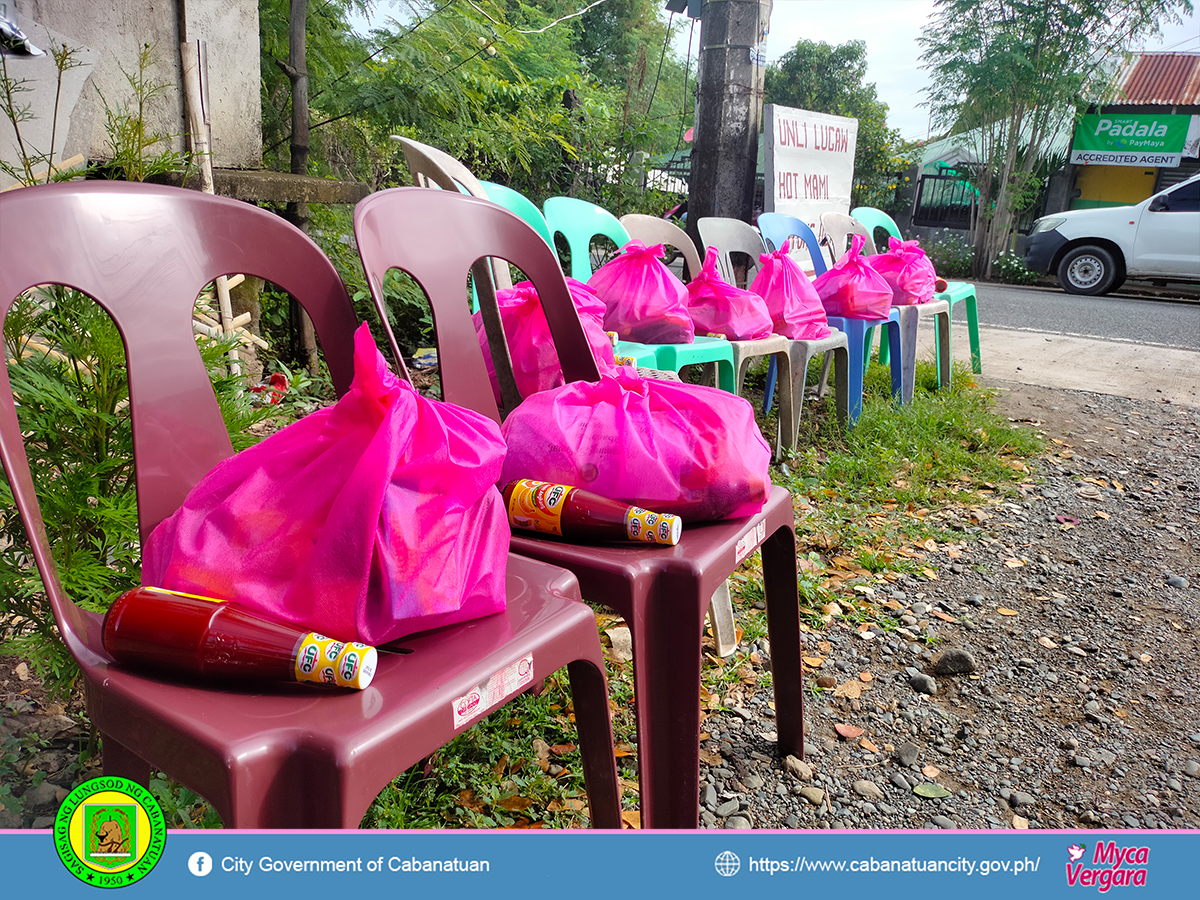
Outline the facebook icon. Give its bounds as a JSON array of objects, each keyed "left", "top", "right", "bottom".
[{"left": 189, "top": 851, "right": 213, "bottom": 877}]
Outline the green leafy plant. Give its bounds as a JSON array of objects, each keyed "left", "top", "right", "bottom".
[
  {"left": 95, "top": 43, "right": 191, "bottom": 182},
  {"left": 1, "top": 287, "right": 266, "bottom": 697},
  {"left": 924, "top": 229, "right": 975, "bottom": 278},
  {"left": 0, "top": 41, "right": 88, "bottom": 186},
  {"left": 991, "top": 249, "right": 1039, "bottom": 285}
]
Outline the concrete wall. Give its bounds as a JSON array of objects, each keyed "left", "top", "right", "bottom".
[{"left": 1, "top": 0, "right": 260, "bottom": 188}]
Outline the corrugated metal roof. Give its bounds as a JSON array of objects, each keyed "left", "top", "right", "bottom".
[{"left": 1114, "top": 52, "right": 1200, "bottom": 106}]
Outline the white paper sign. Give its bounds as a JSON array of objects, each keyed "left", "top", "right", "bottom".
[{"left": 764, "top": 105, "right": 859, "bottom": 231}]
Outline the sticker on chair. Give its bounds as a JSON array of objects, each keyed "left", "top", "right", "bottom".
[
  {"left": 735, "top": 521, "right": 768, "bottom": 564},
  {"left": 452, "top": 653, "right": 536, "bottom": 729}
]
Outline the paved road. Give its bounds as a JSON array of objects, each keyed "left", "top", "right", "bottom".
[{"left": 973, "top": 282, "right": 1199, "bottom": 351}]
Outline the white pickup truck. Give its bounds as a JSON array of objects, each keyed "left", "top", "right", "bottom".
[{"left": 1024, "top": 172, "right": 1200, "bottom": 294}]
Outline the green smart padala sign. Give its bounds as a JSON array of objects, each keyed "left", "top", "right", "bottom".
[{"left": 1070, "top": 113, "right": 1191, "bottom": 166}]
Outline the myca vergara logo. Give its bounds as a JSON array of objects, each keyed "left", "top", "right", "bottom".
[
  {"left": 54, "top": 776, "right": 166, "bottom": 888},
  {"left": 1066, "top": 841, "right": 1149, "bottom": 892}
]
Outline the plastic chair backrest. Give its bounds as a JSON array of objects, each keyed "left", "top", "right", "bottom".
[
  {"left": 393, "top": 137, "right": 513, "bottom": 293},
  {"left": 619, "top": 214, "right": 703, "bottom": 282},
  {"left": 355, "top": 188, "right": 600, "bottom": 423},
  {"left": 850, "top": 206, "right": 902, "bottom": 249},
  {"left": 695, "top": 217, "right": 768, "bottom": 289},
  {"left": 481, "top": 181, "right": 554, "bottom": 248},
  {"left": 821, "top": 211, "right": 876, "bottom": 260},
  {"left": 0, "top": 181, "right": 358, "bottom": 659},
  {"left": 542, "top": 196, "right": 632, "bottom": 281},
  {"left": 756, "top": 212, "right": 829, "bottom": 276}
]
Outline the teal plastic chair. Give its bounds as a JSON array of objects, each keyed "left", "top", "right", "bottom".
[
  {"left": 543, "top": 196, "right": 633, "bottom": 281},
  {"left": 850, "top": 206, "right": 982, "bottom": 374},
  {"left": 481, "top": 182, "right": 554, "bottom": 248}
]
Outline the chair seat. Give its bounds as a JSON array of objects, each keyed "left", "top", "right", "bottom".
[
  {"left": 650, "top": 334, "right": 736, "bottom": 391},
  {"left": 86, "top": 554, "right": 619, "bottom": 829}
]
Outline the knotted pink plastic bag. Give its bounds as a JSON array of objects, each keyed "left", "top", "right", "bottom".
[
  {"left": 500, "top": 367, "right": 770, "bottom": 522},
  {"left": 749, "top": 239, "right": 833, "bottom": 340},
  {"left": 865, "top": 237, "right": 937, "bottom": 305},
  {"left": 473, "top": 277, "right": 618, "bottom": 403},
  {"left": 587, "top": 240, "right": 695, "bottom": 344},
  {"left": 686, "top": 245, "right": 774, "bottom": 340},
  {"left": 142, "top": 323, "right": 509, "bottom": 645},
  {"left": 813, "top": 234, "right": 894, "bottom": 319}
]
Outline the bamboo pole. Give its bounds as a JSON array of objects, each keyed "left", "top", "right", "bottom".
[{"left": 180, "top": 39, "right": 240, "bottom": 376}]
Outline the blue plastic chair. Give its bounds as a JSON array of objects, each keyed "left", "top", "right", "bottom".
[{"left": 851, "top": 206, "right": 982, "bottom": 375}]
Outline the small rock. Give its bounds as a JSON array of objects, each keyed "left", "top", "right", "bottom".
[
  {"left": 21, "top": 781, "right": 64, "bottom": 813},
  {"left": 604, "top": 626, "right": 633, "bottom": 661},
  {"left": 14, "top": 661, "right": 29, "bottom": 682},
  {"left": 934, "top": 648, "right": 977, "bottom": 675},
  {"left": 742, "top": 774, "right": 764, "bottom": 790},
  {"left": 715, "top": 798, "right": 741, "bottom": 817},
  {"left": 816, "top": 674, "right": 838, "bottom": 689},
  {"left": 853, "top": 780, "right": 885, "bottom": 801},
  {"left": 1166, "top": 575, "right": 1190, "bottom": 589},
  {"left": 799, "top": 787, "right": 825, "bottom": 806},
  {"left": 1184, "top": 760, "right": 1200, "bottom": 778},
  {"left": 703, "top": 784, "right": 717, "bottom": 808},
  {"left": 895, "top": 742, "right": 921, "bottom": 767},
  {"left": 931, "top": 815, "right": 956, "bottom": 829},
  {"left": 785, "top": 813, "right": 800, "bottom": 828},
  {"left": 784, "top": 756, "right": 813, "bottom": 781},
  {"left": 909, "top": 673, "right": 938, "bottom": 695},
  {"left": 1011, "top": 791, "right": 1036, "bottom": 807},
  {"left": 725, "top": 815, "right": 752, "bottom": 829}
]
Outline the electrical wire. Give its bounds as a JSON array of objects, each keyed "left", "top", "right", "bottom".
[{"left": 462, "top": 0, "right": 611, "bottom": 35}]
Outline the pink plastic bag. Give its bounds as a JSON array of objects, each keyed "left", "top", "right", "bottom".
[
  {"left": 500, "top": 367, "right": 771, "bottom": 522},
  {"left": 142, "top": 323, "right": 509, "bottom": 645},
  {"left": 865, "top": 237, "right": 937, "bottom": 305},
  {"left": 813, "top": 234, "right": 894, "bottom": 319},
  {"left": 587, "top": 240, "right": 695, "bottom": 344},
  {"left": 473, "top": 277, "right": 618, "bottom": 403},
  {"left": 748, "top": 239, "right": 833, "bottom": 340},
  {"left": 686, "top": 245, "right": 774, "bottom": 340}
]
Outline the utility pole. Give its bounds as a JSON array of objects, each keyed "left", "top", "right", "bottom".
[{"left": 687, "top": 0, "right": 771, "bottom": 249}]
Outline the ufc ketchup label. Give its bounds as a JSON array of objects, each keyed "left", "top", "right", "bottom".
[
  {"left": 294, "top": 633, "right": 377, "bottom": 689},
  {"left": 624, "top": 506, "right": 682, "bottom": 546},
  {"left": 506, "top": 479, "right": 570, "bottom": 536}
]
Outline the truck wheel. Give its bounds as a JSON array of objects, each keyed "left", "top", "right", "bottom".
[{"left": 1058, "top": 245, "right": 1119, "bottom": 295}]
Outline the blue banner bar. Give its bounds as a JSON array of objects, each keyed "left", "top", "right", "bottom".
[{"left": 2, "top": 828, "right": 1193, "bottom": 897}]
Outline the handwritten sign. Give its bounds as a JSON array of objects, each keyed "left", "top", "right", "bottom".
[{"left": 764, "top": 105, "right": 858, "bottom": 231}]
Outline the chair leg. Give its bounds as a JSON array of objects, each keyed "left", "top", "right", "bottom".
[
  {"left": 709, "top": 580, "right": 738, "bottom": 658},
  {"left": 762, "top": 356, "right": 778, "bottom": 415},
  {"left": 832, "top": 344, "right": 850, "bottom": 430},
  {"left": 627, "top": 573, "right": 706, "bottom": 829},
  {"left": 566, "top": 658, "right": 623, "bottom": 829},
  {"left": 878, "top": 322, "right": 891, "bottom": 367},
  {"left": 762, "top": 526, "right": 804, "bottom": 760},
  {"left": 101, "top": 734, "right": 152, "bottom": 788},
  {"left": 776, "top": 347, "right": 802, "bottom": 457},
  {"left": 885, "top": 319, "right": 904, "bottom": 400},
  {"left": 935, "top": 308, "right": 952, "bottom": 390},
  {"left": 815, "top": 350, "right": 834, "bottom": 398},
  {"left": 965, "top": 292, "right": 982, "bottom": 374},
  {"left": 896, "top": 306, "right": 920, "bottom": 405}
]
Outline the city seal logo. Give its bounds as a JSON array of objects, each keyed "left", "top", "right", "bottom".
[{"left": 54, "top": 776, "right": 165, "bottom": 888}]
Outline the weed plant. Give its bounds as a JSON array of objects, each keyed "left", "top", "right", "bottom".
[{"left": 990, "top": 249, "right": 1040, "bottom": 285}]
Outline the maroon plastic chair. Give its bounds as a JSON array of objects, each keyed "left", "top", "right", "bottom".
[
  {"left": 0, "top": 182, "right": 620, "bottom": 829},
  {"left": 354, "top": 188, "right": 804, "bottom": 828}
]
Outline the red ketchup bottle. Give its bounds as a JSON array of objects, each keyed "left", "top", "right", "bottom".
[
  {"left": 502, "top": 479, "right": 682, "bottom": 546},
  {"left": 102, "top": 587, "right": 377, "bottom": 689}
]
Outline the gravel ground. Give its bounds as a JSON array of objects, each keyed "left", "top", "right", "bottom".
[{"left": 699, "top": 382, "right": 1200, "bottom": 830}]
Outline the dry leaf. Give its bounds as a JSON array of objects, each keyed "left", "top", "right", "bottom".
[
  {"left": 1115, "top": 709, "right": 1128, "bottom": 718},
  {"left": 818, "top": 641, "right": 831, "bottom": 653},
  {"left": 931, "top": 610, "right": 958, "bottom": 623},
  {"left": 614, "top": 742, "right": 635, "bottom": 758},
  {"left": 922, "top": 539, "right": 938, "bottom": 552},
  {"left": 1093, "top": 510, "right": 1111, "bottom": 520},
  {"left": 533, "top": 738, "right": 551, "bottom": 761},
  {"left": 922, "top": 765, "right": 941, "bottom": 778},
  {"left": 1038, "top": 637, "right": 1059, "bottom": 649},
  {"left": 921, "top": 568, "right": 938, "bottom": 580},
  {"left": 835, "top": 723, "right": 864, "bottom": 739},
  {"left": 833, "top": 680, "right": 863, "bottom": 699},
  {"left": 457, "top": 789, "right": 485, "bottom": 812},
  {"left": 621, "top": 810, "right": 641, "bottom": 829},
  {"left": 859, "top": 672, "right": 874, "bottom": 682},
  {"left": 1112, "top": 480, "right": 1124, "bottom": 492},
  {"left": 550, "top": 743, "right": 576, "bottom": 756},
  {"left": 492, "top": 754, "right": 510, "bottom": 777},
  {"left": 860, "top": 738, "right": 879, "bottom": 753},
  {"left": 1004, "top": 558, "right": 1026, "bottom": 568},
  {"left": 498, "top": 796, "right": 534, "bottom": 811},
  {"left": 998, "top": 608, "right": 1019, "bottom": 616},
  {"left": 1012, "top": 815, "right": 1029, "bottom": 829},
  {"left": 803, "top": 656, "right": 824, "bottom": 668},
  {"left": 699, "top": 749, "right": 723, "bottom": 766}
]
